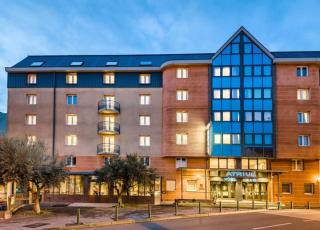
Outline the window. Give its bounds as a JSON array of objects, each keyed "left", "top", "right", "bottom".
[
  {"left": 26, "top": 94, "right": 37, "bottom": 105},
  {"left": 298, "top": 135, "right": 310, "bottom": 146},
  {"left": 27, "top": 135, "right": 37, "bottom": 145},
  {"left": 213, "top": 89, "right": 221, "bottom": 99},
  {"left": 139, "top": 74, "right": 151, "bottom": 84},
  {"left": 105, "top": 61, "right": 118, "bottom": 66},
  {"left": 264, "top": 89, "right": 271, "bottom": 98},
  {"left": 258, "top": 159, "right": 267, "bottom": 170},
  {"left": 140, "top": 95, "right": 150, "bottom": 105},
  {"left": 65, "top": 135, "right": 77, "bottom": 146},
  {"left": 232, "top": 112, "right": 240, "bottom": 121},
  {"left": 222, "top": 134, "right": 231, "bottom": 144},
  {"left": 232, "top": 134, "right": 240, "bottom": 144},
  {"left": 254, "top": 89, "right": 261, "bottom": 99},
  {"left": 66, "top": 114, "right": 78, "bottom": 125},
  {"left": 177, "top": 68, "right": 188, "bottom": 79},
  {"left": 297, "top": 89, "right": 310, "bottom": 100},
  {"left": 139, "top": 115, "right": 150, "bottom": 126},
  {"left": 186, "top": 180, "right": 197, "bottom": 192},
  {"left": 214, "top": 134, "right": 221, "bottom": 144},
  {"left": 176, "top": 157, "right": 187, "bottom": 168},
  {"left": 241, "top": 158, "right": 249, "bottom": 169},
  {"left": 219, "top": 158, "right": 227, "bottom": 168},
  {"left": 27, "top": 74, "right": 37, "bottom": 84},
  {"left": 176, "top": 90, "right": 188, "bottom": 101},
  {"left": 67, "top": 94, "right": 77, "bottom": 105},
  {"left": 65, "top": 156, "right": 76, "bottom": 167},
  {"left": 297, "top": 112, "right": 310, "bottom": 124},
  {"left": 30, "top": 61, "right": 44, "bottom": 67},
  {"left": 166, "top": 180, "right": 176, "bottom": 191},
  {"left": 222, "top": 89, "right": 230, "bottom": 99},
  {"left": 176, "top": 134, "right": 188, "bottom": 145},
  {"left": 282, "top": 183, "right": 292, "bottom": 194},
  {"left": 304, "top": 183, "right": 314, "bottom": 194},
  {"left": 249, "top": 159, "right": 257, "bottom": 170},
  {"left": 292, "top": 159, "right": 303, "bottom": 171},
  {"left": 213, "top": 112, "right": 221, "bottom": 121},
  {"left": 103, "top": 73, "right": 115, "bottom": 84},
  {"left": 254, "top": 112, "right": 262, "bottom": 121},
  {"left": 264, "top": 112, "right": 272, "bottom": 121},
  {"left": 25, "top": 115, "right": 36, "bottom": 125},
  {"left": 244, "top": 89, "right": 252, "bottom": 98},
  {"left": 70, "top": 61, "right": 83, "bottom": 66},
  {"left": 222, "top": 112, "right": 230, "bottom": 121},
  {"left": 297, "top": 66, "right": 308, "bottom": 77},
  {"left": 66, "top": 73, "right": 77, "bottom": 84},
  {"left": 213, "top": 67, "right": 221, "bottom": 77},
  {"left": 231, "top": 89, "right": 240, "bottom": 99},
  {"left": 140, "top": 61, "right": 152, "bottom": 66},
  {"left": 245, "top": 112, "right": 252, "bottom": 121},
  {"left": 176, "top": 111, "right": 188, "bottom": 123},
  {"left": 140, "top": 156, "right": 150, "bottom": 167},
  {"left": 139, "top": 136, "right": 151, "bottom": 147},
  {"left": 222, "top": 67, "right": 230, "bottom": 76}
]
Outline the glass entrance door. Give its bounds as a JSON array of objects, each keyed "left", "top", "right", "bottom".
[
  {"left": 210, "top": 182, "right": 235, "bottom": 199},
  {"left": 243, "top": 182, "right": 267, "bottom": 200}
]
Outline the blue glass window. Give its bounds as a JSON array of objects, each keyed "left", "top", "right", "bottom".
[
  {"left": 263, "top": 66, "right": 271, "bottom": 76},
  {"left": 244, "top": 100, "right": 253, "bottom": 110},
  {"left": 253, "top": 54, "right": 262, "bottom": 65},
  {"left": 244, "top": 43, "right": 252, "bottom": 53},
  {"left": 244, "top": 54, "right": 252, "bottom": 65},
  {"left": 212, "top": 78, "right": 221, "bottom": 88},
  {"left": 254, "top": 112, "right": 262, "bottom": 121},
  {"left": 264, "top": 112, "right": 272, "bottom": 121},
  {"left": 244, "top": 66, "right": 252, "bottom": 76},
  {"left": 254, "top": 66, "right": 262, "bottom": 76},
  {"left": 232, "top": 112, "right": 240, "bottom": 121},
  {"left": 244, "top": 89, "right": 252, "bottom": 98},
  {"left": 213, "top": 55, "right": 221, "bottom": 65},
  {"left": 245, "top": 134, "right": 253, "bottom": 144},
  {"left": 67, "top": 95, "right": 77, "bottom": 105},
  {"left": 222, "top": 55, "right": 231, "bottom": 65},
  {"left": 254, "top": 89, "right": 262, "bottom": 99},
  {"left": 233, "top": 35, "right": 240, "bottom": 43},
  {"left": 231, "top": 66, "right": 239, "bottom": 76},
  {"left": 231, "top": 89, "right": 240, "bottom": 99},
  {"left": 253, "top": 77, "right": 263, "bottom": 87},
  {"left": 255, "top": 134, "right": 262, "bottom": 144},
  {"left": 262, "top": 54, "right": 272, "bottom": 65},
  {"left": 231, "top": 77, "right": 240, "bottom": 87},
  {"left": 264, "top": 134, "right": 272, "bottom": 144},
  {"left": 244, "top": 77, "right": 252, "bottom": 87},
  {"left": 232, "top": 44, "right": 239, "bottom": 53},
  {"left": 253, "top": 44, "right": 262, "bottom": 53},
  {"left": 222, "top": 45, "right": 231, "bottom": 54},
  {"left": 231, "top": 55, "right": 240, "bottom": 65},
  {"left": 263, "top": 77, "right": 272, "bottom": 87},
  {"left": 264, "top": 89, "right": 271, "bottom": 98},
  {"left": 245, "top": 112, "right": 252, "bottom": 121}
]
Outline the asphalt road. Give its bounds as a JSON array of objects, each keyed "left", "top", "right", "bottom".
[{"left": 91, "top": 212, "right": 320, "bottom": 230}]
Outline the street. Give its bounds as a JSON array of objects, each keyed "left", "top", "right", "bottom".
[{"left": 92, "top": 210, "right": 320, "bottom": 230}]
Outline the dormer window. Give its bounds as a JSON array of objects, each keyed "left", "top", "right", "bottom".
[
  {"left": 70, "top": 61, "right": 83, "bottom": 66},
  {"left": 106, "top": 61, "right": 118, "bottom": 66},
  {"left": 140, "top": 61, "right": 152, "bottom": 66},
  {"left": 30, "top": 61, "right": 44, "bottom": 67}
]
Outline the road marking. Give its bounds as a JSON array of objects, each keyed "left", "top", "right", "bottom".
[{"left": 252, "top": 223, "right": 292, "bottom": 230}]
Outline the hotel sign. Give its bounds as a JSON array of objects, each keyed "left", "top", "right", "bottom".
[{"left": 225, "top": 171, "right": 256, "bottom": 179}]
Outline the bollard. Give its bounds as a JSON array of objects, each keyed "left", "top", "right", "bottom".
[
  {"left": 290, "top": 201, "right": 293, "bottom": 209},
  {"left": 236, "top": 200, "right": 239, "bottom": 211},
  {"left": 148, "top": 204, "right": 152, "bottom": 219},
  {"left": 114, "top": 206, "right": 119, "bottom": 221},
  {"left": 198, "top": 202, "right": 201, "bottom": 214},
  {"left": 252, "top": 200, "right": 255, "bottom": 210},
  {"left": 219, "top": 201, "right": 222, "bottom": 213},
  {"left": 307, "top": 201, "right": 310, "bottom": 209},
  {"left": 277, "top": 201, "right": 281, "bottom": 210},
  {"left": 266, "top": 200, "right": 268, "bottom": 210},
  {"left": 76, "top": 208, "right": 80, "bottom": 225},
  {"left": 175, "top": 201, "right": 178, "bottom": 216}
]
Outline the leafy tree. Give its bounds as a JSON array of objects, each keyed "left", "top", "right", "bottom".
[
  {"left": 0, "top": 136, "right": 67, "bottom": 214},
  {"left": 96, "top": 154, "right": 157, "bottom": 206}
]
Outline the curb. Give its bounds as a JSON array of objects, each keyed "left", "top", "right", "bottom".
[{"left": 49, "top": 209, "right": 269, "bottom": 230}]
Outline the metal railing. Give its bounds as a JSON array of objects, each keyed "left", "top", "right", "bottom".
[
  {"left": 97, "top": 143, "right": 120, "bottom": 155},
  {"left": 97, "top": 121, "right": 120, "bottom": 134},
  {"left": 98, "top": 100, "right": 120, "bottom": 113}
]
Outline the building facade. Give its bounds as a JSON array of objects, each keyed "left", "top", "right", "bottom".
[{"left": 5, "top": 27, "right": 320, "bottom": 205}]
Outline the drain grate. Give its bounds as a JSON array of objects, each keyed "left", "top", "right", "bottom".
[{"left": 23, "top": 223, "right": 49, "bottom": 228}]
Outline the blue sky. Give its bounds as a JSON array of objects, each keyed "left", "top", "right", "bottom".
[{"left": 1, "top": 0, "right": 320, "bottom": 112}]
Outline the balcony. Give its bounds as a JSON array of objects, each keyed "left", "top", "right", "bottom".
[
  {"left": 97, "top": 143, "right": 120, "bottom": 155},
  {"left": 97, "top": 121, "right": 120, "bottom": 135},
  {"left": 98, "top": 99, "right": 120, "bottom": 114}
]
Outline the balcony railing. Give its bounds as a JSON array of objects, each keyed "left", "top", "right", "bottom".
[
  {"left": 97, "top": 121, "right": 120, "bottom": 135},
  {"left": 97, "top": 143, "right": 120, "bottom": 155},
  {"left": 98, "top": 99, "right": 120, "bottom": 114}
]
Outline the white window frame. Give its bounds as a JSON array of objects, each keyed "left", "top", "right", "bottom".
[
  {"left": 139, "top": 136, "right": 151, "bottom": 147},
  {"left": 26, "top": 94, "right": 37, "bottom": 105},
  {"left": 298, "top": 135, "right": 310, "bottom": 147},
  {"left": 27, "top": 74, "right": 37, "bottom": 84},
  {"left": 140, "top": 156, "right": 150, "bottom": 167},
  {"left": 297, "top": 66, "right": 308, "bottom": 77},
  {"left": 66, "top": 94, "right": 77, "bottom": 105},
  {"left": 186, "top": 180, "right": 197, "bottom": 192},
  {"left": 65, "top": 135, "right": 77, "bottom": 146},
  {"left": 66, "top": 114, "right": 78, "bottom": 126},
  {"left": 297, "top": 89, "right": 310, "bottom": 100},
  {"left": 139, "top": 115, "right": 151, "bottom": 126},
  {"left": 297, "top": 112, "right": 310, "bottom": 124},
  {"left": 166, "top": 180, "right": 176, "bottom": 191},
  {"left": 65, "top": 155, "right": 76, "bottom": 167},
  {"left": 176, "top": 90, "right": 188, "bottom": 101},
  {"left": 25, "top": 115, "right": 36, "bottom": 125},
  {"left": 27, "top": 135, "right": 37, "bottom": 145},
  {"left": 140, "top": 95, "right": 150, "bottom": 105},
  {"left": 176, "top": 133, "right": 188, "bottom": 145},
  {"left": 139, "top": 74, "right": 151, "bottom": 84},
  {"left": 176, "top": 157, "right": 187, "bottom": 168},
  {"left": 176, "top": 111, "right": 188, "bottom": 123},
  {"left": 103, "top": 73, "right": 115, "bottom": 84},
  {"left": 292, "top": 159, "right": 303, "bottom": 171},
  {"left": 66, "top": 72, "right": 77, "bottom": 84},
  {"left": 176, "top": 68, "right": 188, "bottom": 79}
]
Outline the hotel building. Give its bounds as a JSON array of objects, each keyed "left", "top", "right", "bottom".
[{"left": 5, "top": 27, "right": 320, "bottom": 205}]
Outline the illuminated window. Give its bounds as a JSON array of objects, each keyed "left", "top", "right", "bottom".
[
  {"left": 297, "top": 112, "right": 310, "bottom": 124},
  {"left": 27, "top": 74, "right": 37, "bottom": 84},
  {"left": 186, "top": 180, "right": 197, "bottom": 192},
  {"left": 219, "top": 158, "right": 227, "bottom": 168},
  {"left": 228, "top": 159, "right": 236, "bottom": 169},
  {"left": 70, "top": 61, "right": 83, "bottom": 66},
  {"left": 297, "top": 66, "right": 308, "bottom": 77},
  {"left": 214, "top": 134, "right": 221, "bottom": 144},
  {"left": 25, "top": 115, "right": 36, "bottom": 125},
  {"left": 139, "top": 74, "right": 151, "bottom": 84},
  {"left": 177, "top": 68, "right": 188, "bottom": 79},
  {"left": 222, "top": 134, "right": 231, "bottom": 144},
  {"left": 139, "top": 136, "right": 150, "bottom": 146},
  {"left": 213, "top": 89, "right": 221, "bottom": 99},
  {"left": 222, "top": 67, "right": 230, "bottom": 76},
  {"left": 292, "top": 160, "right": 303, "bottom": 171},
  {"left": 213, "top": 112, "right": 221, "bottom": 121},
  {"left": 222, "top": 112, "right": 231, "bottom": 121},
  {"left": 176, "top": 111, "right": 188, "bottom": 123},
  {"left": 297, "top": 89, "right": 310, "bottom": 100},
  {"left": 231, "top": 89, "right": 240, "bottom": 98},
  {"left": 166, "top": 180, "right": 176, "bottom": 191},
  {"left": 65, "top": 156, "right": 76, "bottom": 167},
  {"left": 65, "top": 135, "right": 77, "bottom": 146},
  {"left": 139, "top": 115, "right": 150, "bottom": 126},
  {"left": 176, "top": 157, "right": 187, "bottom": 168},
  {"left": 258, "top": 159, "right": 267, "bottom": 170},
  {"left": 241, "top": 158, "right": 249, "bottom": 169},
  {"left": 249, "top": 159, "right": 257, "bottom": 169},
  {"left": 26, "top": 94, "right": 37, "bottom": 105},
  {"left": 140, "top": 95, "right": 150, "bottom": 105},
  {"left": 176, "top": 90, "right": 188, "bottom": 100},
  {"left": 213, "top": 67, "right": 221, "bottom": 76},
  {"left": 232, "top": 134, "right": 240, "bottom": 144},
  {"left": 27, "top": 135, "right": 37, "bottom": 145},
  {"left": 298, "top": 135, "right": 310, "bottom": 146},
  {"left": 176, "top": 134, "right": 188, "bottom": 145},
  {"left": 66, "top": 73, "right": 77, "bottom": 84},
  {"left": 222, "top": 89, "right": 230, "bottom": 99},
  {"left": 66, "top": 114, "right": 77, "bottom": 125},
  {"left": 103, "top": 73, "right": 115, "bottom": 84}
]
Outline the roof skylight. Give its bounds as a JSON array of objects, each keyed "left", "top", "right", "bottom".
[
  {"left": 105, "top": 61, "right": 118, "bottom": 66},
  {"left": 139, "top": 61, "right": 152, "bottom": 66},
  {"left": 30, "top": 61, "right": 44, "bottom": 67},
  {"left": 70, "top": 61, "right": 84, "bottom": 66}
]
